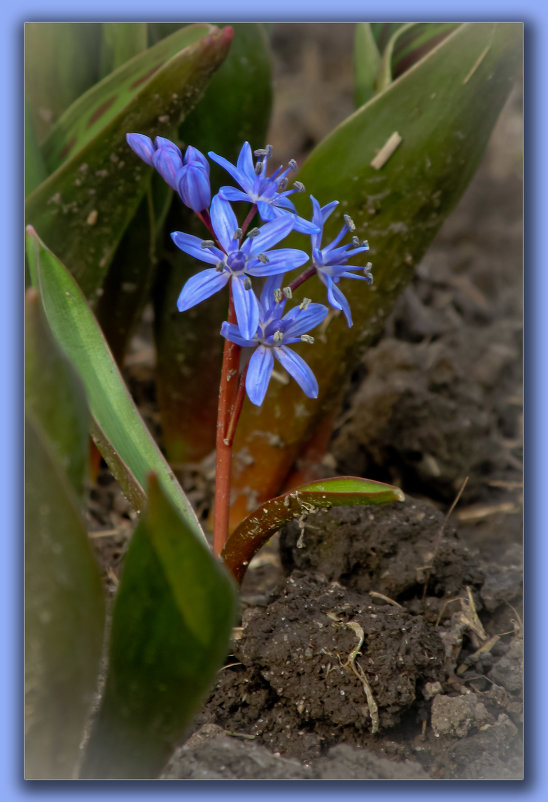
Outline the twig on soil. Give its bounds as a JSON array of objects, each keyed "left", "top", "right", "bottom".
[
  {"left": 328, "top": 614, "right": 380, "bottom": 734},
  {"left": 368, "top": 591, "right": 403, "bottom": 608},
  {"left": 421, "top": 476, "right": 469, "bottom": 602},
  {"left": 456, "top": 628, "right": 516, "bottom": 676},
  {"left": 456, "top": 500, "right": 521, "bottom": 523}
]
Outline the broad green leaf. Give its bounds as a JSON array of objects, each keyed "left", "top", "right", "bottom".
[
  {"left": 25, "top": 226, "right": 207, "bottom": 546},
  {"left": 25, "top": 24, "right": 233, "bottom": 298},
  {"left": 354, "top": 23, "right": 381, "bottom": 106},
  {"left": 99, "top": 22, "right": 148, "bottom": 77},
  {"left": 226, "top": 22, "right": 522, "bottom": 529},
  {"left": 25, "top": 23, "right": 103, "bottom": 142},
  {"left": 223, "top": 477, "right": 404, "bottom": 584},
  {"left": 25, "top": 412, "right": 105, "bottom": 779},
  {"left": 25, "top": 288, "right": 89, "bottom": 499},
  {"left": 153, "top": 23, "right": 273, "bottom": 464},
  {"left": 80, "top": 474, "right": 237, "bottom": 779}
]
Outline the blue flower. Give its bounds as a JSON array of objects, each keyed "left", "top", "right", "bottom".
[
  {"left": 309, "top": 196, "right": 373, "bottom": 327},
  {"left": 208, "top": 142, "right": 320, "bottom": 235},
  {"left": 172, "top": 195, "right": 309, "bottom": 339},
  {"left": 221, "top": 276, "right": 328, "bottom": 406},
  {"left": 126, "top": 134, "right": 211, "bottom": 212}
]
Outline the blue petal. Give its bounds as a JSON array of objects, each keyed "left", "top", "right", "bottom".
[
  {"left": 246, "top": 346, "right": 274, "bottom": 406},
  {"left": 232, "top": 276, "right": 260, "bottom": 340},
  {"left": 171, "top": 231, "right": 222, "bottom": 264},
  {"left": 218, "top": 186, "right": 252, "bottom": 203},
  {"left": 236, "top": 142, "right": 256, "bottom": 183},
  {"left": 178, "top": 165, "right": 211, "bottom": 212},
  {"left": 259, "top": 275, "right": 284, "bottom": 310},
  {"left": 327, "top": 280, "right": 353, "bottom": 327},
  {"left": 275, "top": 346, "right": 319, "bottom": 398},
  {"left": 273, "top": 194, "right": 297, "bottom": 211},
  {"left": 126, "top": 133, "right": 155, "bottom": 166},
  {"left": 220, "top": 321, "right": 255, "bottom": 348},
  {"left": 283, "top": 303, "right": 329, "bottom": 337},
  {"left": 152, "top": 147, "right": 183, "bottom": 191},
  {"left": 177, "top": 269, "right": 229, "bottom": 311},
  {"left": 208, "top": 150, "right": 252, "bottom": 193},
  {"left": 210, "top": 194, "right": 239, "bottom": 251},
  {"left": 246, "top": 248, "right": 308, "bottom": 277},
  {"left": 320, "top": 199, "right": 339, "bottom": 224},
  {"left": 292, "top": 214, "right": 322, "bottom": 235},
  {"left": 184, "top": 145, "right": 209, "bottom": 172},
  {"left": 248, "top": 215, "right": 295, "bottom": 254},
  {"left": 256, "top": 200, "right": 278, "bottom": 221},
  {"left": 155, "top": 136, "right": 181, "bottom": 155}
]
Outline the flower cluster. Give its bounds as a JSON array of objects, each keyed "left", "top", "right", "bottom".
[{"left": 126, "top": 136, "right": 373, "bottom": 406}]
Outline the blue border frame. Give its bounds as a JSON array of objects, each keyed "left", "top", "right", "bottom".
[{"left": 9, "top": 3, "right": 542, "bottom": 800}]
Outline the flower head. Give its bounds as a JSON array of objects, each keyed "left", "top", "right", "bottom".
[
  {"left": 172, "top": 195, "right": 309, "bottom": 339},
  {"left": 221, "top": 276, "right": 328, "bottom": 406},
  {"left": 208, "top": 142, "right": 319, "bottom": 235},
  {"left": 126, "top": 133, "right": 211, "bottom": 212},
  {"left": 309, "top": 196, "right": 373, "bottom": 327}
]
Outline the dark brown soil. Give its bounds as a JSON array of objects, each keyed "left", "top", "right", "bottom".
[{"left": 88, "top": 24, "right": 523, "bottom": 780}]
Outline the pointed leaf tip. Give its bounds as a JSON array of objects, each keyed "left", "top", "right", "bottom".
[{"left": 223, "top": 475, "right": 405, "bottom": 584}]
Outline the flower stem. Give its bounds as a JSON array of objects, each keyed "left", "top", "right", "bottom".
[
  {"left": 289, "top": 265, "right": 317, "bottom": 294},
  {"left": 224, "top": 363, "right": 249, "bottom": 448},
  {"left": 213, "top": 285, "right": 241, "bottom": 556},
  {"left": 240, "top": 204, "right": 258, "bottom": 239}
]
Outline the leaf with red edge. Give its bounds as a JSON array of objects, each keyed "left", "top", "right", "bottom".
[{"left": 222, "top": 476, "right": 404, "bottom": 584}]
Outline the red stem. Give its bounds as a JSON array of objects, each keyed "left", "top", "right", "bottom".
[
  {"left": 213, "top": 286, "right": 241, "bottom": 556},
  {"left": 289, "top": 265, "right": 317, "bottom": 294},
  {"left": 224, "top": 363, "right": 249, "bottom": 448},
  {"left": 240, "top": 204, "right": 258, "bottom": 239}
]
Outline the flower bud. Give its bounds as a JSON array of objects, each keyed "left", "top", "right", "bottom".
[
  {"left": 126, "top": 133, "right": 155, "bottom": 166},
  {"left": 153, "top": 146, "right": 183, "bottom": 191},
  {"left": 177, "top": 146, "right": 211, "bottom": 212}
]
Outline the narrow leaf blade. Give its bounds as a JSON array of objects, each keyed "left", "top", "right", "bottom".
[
  {"left": 25, "top": 226, "right": 207, "bottom": 545},
  {"left": 354, "top": 23, "right": 381, "bottom": 106},
  {"left": 25, "top": 286, "right": 89, "bottom": 500},
  {"left": 80, "top": 474, "right": 237, "bottom": 779},
  {"left": 25, "top": 413, "right": 105, "bottom": 779}
]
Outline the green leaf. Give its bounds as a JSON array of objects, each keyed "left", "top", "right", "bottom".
[
  {"left": 377, "top": 22, "right": 458, "bottom": 91},
  {"left": 96, "top": 172, "right": 173, "bottom": 363},
  {"left": 226, "top": 22, "right": 522, "bottom": 529},
  {"left": 354, "top": 23, "right": 381, "bottom": 106},
  {"left": 223, "top": 476, "right": 404, "bottom": 584},
  {"left": 25, "top": 24, "right": 233, "bottom": 299},
  {"left": 25, "top": 23, "right": 103, "bottom": 142},
  {"left": 154, "top": 23, "right": 273, "bottom": 464},
  {"left": 25, "top": 226, "right": 207, "bottom": 546},
  {"left": 25, "top": 412, "right": 105, "bottom": 779},
  {"left": 25, "top": 288, "right": 89, "bottom": 499},
  {"left": 80, "top": 474, "right": 238, "bottom": 779},
  {"left": 370, "top": 23, "right": 407, "bottom": 53},
  {"left": 99, "top": 23, "right": 148, "bottom": 77},
  {"left": 25, "top": 94, "right": 48, "bottom": 196}
]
